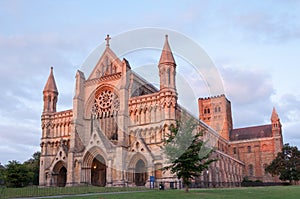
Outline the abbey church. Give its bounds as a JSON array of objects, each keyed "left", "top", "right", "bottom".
[{"left": 39, "top": 35, "right": 283, "bottom": 187}]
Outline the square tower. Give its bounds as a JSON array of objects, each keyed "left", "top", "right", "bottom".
[{"left": 198, "top": 94, "right": 233, "bottom": 140}]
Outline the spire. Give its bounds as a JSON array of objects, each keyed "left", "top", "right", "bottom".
[
  {"left": 43, "top": 67, "right": 58, "bottom": 113},
  {"left": 159, "top": 35, "right": 176, "bottom": 65},
  {"left": 43, "top": 67, "right": 58, "bottom": 94},
  {"left": 271, "top": 107, "right": 279, "bottom": 121}
]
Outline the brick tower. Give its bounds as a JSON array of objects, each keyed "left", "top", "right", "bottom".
[{"left": 198, "top": 94, "right": 233, "bottom": 140}]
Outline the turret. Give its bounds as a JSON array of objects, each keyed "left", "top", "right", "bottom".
[
  {"left": 43, "top": 67, "right": 58, "bottom": 113},
  {"left": 158, "top": 35, "right": 176, "bottom": 91},
  {"left": 271, "top": 107, "right": 281, "bottom": 137}
]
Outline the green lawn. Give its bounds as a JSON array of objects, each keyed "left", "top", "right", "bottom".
[
  {"left": 0, "top": 186, "right": 148, "bottom": 199},
  {"left": 65, "top": 186, "right": 300, "bottom": 199},
  {"left": 1, "top": 186, "right": 300, "bottom": 199}
]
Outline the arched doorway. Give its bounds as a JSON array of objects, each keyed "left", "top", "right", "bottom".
[
  {"left": 134, "top": 159, "right": 147, "bottom": 186},
  {"left": 91, "top": 155, "right": 106, "bottom": 186},
  {"left": 57, "top": 166, "right": 67, "bottom": 187}
]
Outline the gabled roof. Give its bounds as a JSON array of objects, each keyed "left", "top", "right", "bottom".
[
  {"left": 159, "top": 35, "right": 176, "bottom": 66},
  {"left": 230, "top": 124, "right": 273, "bottom": 141},
  {"left": 43, "top": 67, "right": 58, "bottom": 93},
  {"left": 88, "top": 35, "right": 122, "bottom": 80}
]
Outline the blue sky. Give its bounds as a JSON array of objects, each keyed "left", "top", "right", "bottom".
[{"left": 0, "top": 0, "right": 300, "bottom": 164}]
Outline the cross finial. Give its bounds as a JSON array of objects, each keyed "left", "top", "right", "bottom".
[{"left": 105, "top": 34, "right": 111, "bottom": 47}]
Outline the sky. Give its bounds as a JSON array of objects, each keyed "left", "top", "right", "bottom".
[{"left": 0, "top": 0, "right": 300, "bottom": 165}]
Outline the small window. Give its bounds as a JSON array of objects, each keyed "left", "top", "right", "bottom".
[
  {"left": 207, "top": 108, "right": 210, "bottom": 114},
  {"left": 215, "top": 107, "right": 218, "bottom": 113},
  {"left": 233, "top": 147, "right": 237, "bottom": 154},
  {"left": 204, "top": 109, "right": 207, "bottom": 114},
  {"left": 263, "top": 164, "right": 268, "bottom": 175},
  {"left": 247, "top": 146, "right": 251, "bottom": 153},
  {"left": 249, "top": 164, "right": 253, "bottom": 176},
  {"left": 218, "top": 107, "right": 221, "bottom": 112}
]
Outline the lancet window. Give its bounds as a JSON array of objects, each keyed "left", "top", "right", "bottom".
[{"left": 92, "top": 89, "right": 120, "bottom": 140}]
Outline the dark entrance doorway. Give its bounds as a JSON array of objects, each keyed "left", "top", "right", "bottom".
[
  {"left": 134, "top": 159, "right": 147, "bottom": 186},
  {"left": 91, "top": 155, "right": 106, "bottom": 186},
  {"left": 57, "top": 166, "right": 67, "bottom": 187}
]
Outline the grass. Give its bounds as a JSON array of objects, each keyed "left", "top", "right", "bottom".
[
  {"left": 63, "top": 186, "right": 300, "bottom": 199},
  {"left": 0, "top": 186, "right": 148, "bottom": 199},
  {"left": 1, "top": 186, "right": 300, "bottom": 199}
]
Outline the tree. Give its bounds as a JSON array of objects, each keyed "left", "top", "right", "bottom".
[
  {"left": 4, "top": 160, "right": 33, "bottom": 188},
  {"left": 0, "top": 163, "right": 5, "bottom": 186},
  {"left": 23, "top": 151, "right": 40, "bottom": 185},
  {"left": 266, "top": 143, "right": 300, "bottom": 183},
  {"left": 162, "top": 118, "right": 216, "bottom": 192}
]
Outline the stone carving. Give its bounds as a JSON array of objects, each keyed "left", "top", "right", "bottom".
[{"left": 93, "top": 90, "right": 119, "bottom": 118}]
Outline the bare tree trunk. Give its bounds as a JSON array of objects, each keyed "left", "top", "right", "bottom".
[
  {"left": 184, "top": 184, "right": 189, "bottom": 193},
  {"left": 183, "top": 178, "right": 189, "bottom": 193}
]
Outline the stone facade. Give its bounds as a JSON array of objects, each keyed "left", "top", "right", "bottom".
[
  {"left": 39, "top": 35, "right": 280, "bottom": 188},
  {"left": 199, "top": 96, "right": 283, "bottom": 182}
]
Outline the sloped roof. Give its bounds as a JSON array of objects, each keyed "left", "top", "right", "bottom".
[
  {"left": 43, "top": 67, "right": 58, "bottom": 93},
  {"left": 159, "top": 35, "right": 176, "bottom": 65},
  {"left": 230, "top": 124, "right": 272, "bottom": 141},
  {"left": 271, "top": 107, "right": 279, "bottom": 121}
]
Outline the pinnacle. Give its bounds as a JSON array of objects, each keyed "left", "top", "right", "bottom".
[
  {"left": 271, "top": 107, "right": 279, "bottom": 120},
  {"left": 159, "top": 35, "right": 176, "bottom": 65},
  {"left": 43, "top": 67, "right": 58, "bottom": 93}
]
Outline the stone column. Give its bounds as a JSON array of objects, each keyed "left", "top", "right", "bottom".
[
  {"left": 114, "top": 147, "right": 125, "bottom": 186},
  {"left": 39, "top": 156, "right": 46, "bottom": 186},
  {"left": 66, "top": 152, "right": 74, "bottom": 186},
  {"left": 106, "top": 159, "right": 113, "bottom": 187}
]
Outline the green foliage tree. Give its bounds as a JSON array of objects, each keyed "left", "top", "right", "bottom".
[
  {"left": 266, "top": 143, "right": 300, "bottom": 183},
  {"left": 23, "top": 151, "right": 40, "bottom": 185},
  {"left": 0, "top": 163, "right": 5, "bottom": 186},
  {"left": 162, "top": 118, "right": 216, "bottom": 192},
  {"left": 2, "top": 151, "right": 40, "bottom": 187},
  {"left": 4, "top": 160, "right": 33, "bottom": 187}
]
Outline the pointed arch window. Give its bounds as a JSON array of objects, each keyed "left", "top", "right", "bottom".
[
  {"left": 92, "top": 89, "right": 120, "bottom": 140},
  {"left": 247, "top": 146, "right": 251, "bottom": 153},
  {"left": 248, "top": 164, "right": 254, "bottom": 176},
  {"left": 204, "top": 108, "right": 210, "bottom": 115}
]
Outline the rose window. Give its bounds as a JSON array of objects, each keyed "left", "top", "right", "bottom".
[
  {"left": 93, "top": 90, "right": 120, "bottom": 116},
  {"left": 97, "top": 90, "right": 113, "bottom": 109}
]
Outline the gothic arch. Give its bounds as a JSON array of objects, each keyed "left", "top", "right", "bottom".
[
  {"left": 91, "top": 155, "right": 106, "bottom": 186},
  {"left": 134, "top": 159, "right": 147, "bottom": 186},
  {"left": 82, "top": 146, "right": 107, "bottom": 168},
  {"left": 127, "top": 152, "right": 148, "bottom": 169},
  {"left": 52, "top": 161, "right": 67, "bottom": 187},
  {"left": 81, "top": 146, "right": 108, "bottom": 186},
  {"left": 127, "top": 153, "right": 148, "bottom": 186}
]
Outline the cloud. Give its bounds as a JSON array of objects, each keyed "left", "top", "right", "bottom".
[
  {"left": 274, "top": 94, "right": 300, "bottom": 145},
  {"left": 283, "top": 122, "right": 300, "bottom": 146},
  {"left": 0, "top": 122, "right": 40, "bottom": 164},
  {"left": 221, "top": 66, "right": 274, "bottom": 104},
  {"left": 276, "top": 94, "right": 300, "bottom": 122},
  {"left": 220, "top": 66, "right": 275, "bottom": 127},
  {"left": 235, "top": 5, "right": 300, "bottom": 42},
  {"left": 0, "top": 33, "right": 80, "bottom": 164}
]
